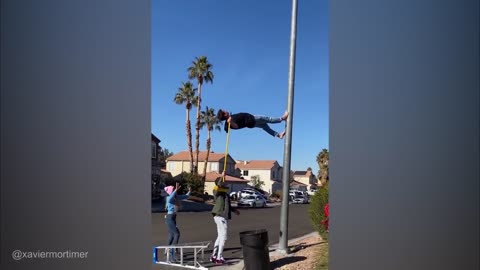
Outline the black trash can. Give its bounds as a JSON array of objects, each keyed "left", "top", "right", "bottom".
[{"left": 239, "top": 229, "right": 270, "bottom": 270}]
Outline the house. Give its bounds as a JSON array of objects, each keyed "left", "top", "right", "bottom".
[
  {"left": 166, "top": 150, "right": 238, "bottom": 177},
  {"left": 151, "top": 134, "right": 162, "bottom": 178},
  {"left": 152, "top": 134, "right": 172, "bottom": 198},
  {"left": 235, "top": 160, "right": 283, "bottom": 194},
  {"left": 290, "top": 180, "right": 308, "bottom": 192},
  {"left": 292, "top": 168, "right": 317, "bottom": 189},
  {"left": 203, "top": 172, "right": 250, "bottom": 195}
]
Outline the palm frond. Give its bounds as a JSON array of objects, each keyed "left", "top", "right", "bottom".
[
  {"left": 188, "top": 56, "right": 214, "bottom": 84},
  {"left": 174, "top": 81, "right": 196, "bottom": 105}
]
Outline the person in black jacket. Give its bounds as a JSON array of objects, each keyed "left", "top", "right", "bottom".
[
  {"left": 210, "top": 175, "right": 240, "bottom": 265},
  {"left": 216, "top": 109, "right": 289, "bottom": 139}
]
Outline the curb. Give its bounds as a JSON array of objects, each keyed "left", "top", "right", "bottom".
[{"left": 212, "top": 231, "right": 320, "bottom": 270}]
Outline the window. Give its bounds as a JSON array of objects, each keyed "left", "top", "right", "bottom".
[
  {"left": 168, "top": 162, "right": 175, "bottom": 171},
  {"left": 271, "top": 170, "right": 275, "bottom": 179},
  {"left": 210, "top": 162, "right": 219, "bottom": 172},
  {"left": 243, "top": 170, "right": 249, "bottom": 176}
]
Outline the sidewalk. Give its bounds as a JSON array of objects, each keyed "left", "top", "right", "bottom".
[{"left": 212, "top": 232, "right": 320, "bottom": 270}]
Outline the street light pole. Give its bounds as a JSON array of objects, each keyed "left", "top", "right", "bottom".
[{"left": 279, "top": 0, "right": 298, "bottom": 254}]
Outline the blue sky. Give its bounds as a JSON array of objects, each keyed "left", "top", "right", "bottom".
[{"left": 152, "top": 0, "right": 328, "bottom": 173}]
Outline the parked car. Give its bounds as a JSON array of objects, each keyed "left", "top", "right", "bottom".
[
  {"left": 307, "top": 188, "right": 318, "bottom": 196},
  {"left": 239, "top": 189, "right": 268, "bottom": 201},
  {"left": 237, "top": 195, "right": 267, "bottom": 208},
  {"left": 230, "top": 191, "right": 239, "bottom": 200},
  {"left": 289, "top": 190, "right": 304, "bottom": 197},
  {"left": 239, "top": 189, "right": 255, "bottom": 198},
  {"left": 292, "top": 194, "right": 309, "bottom": 204}
]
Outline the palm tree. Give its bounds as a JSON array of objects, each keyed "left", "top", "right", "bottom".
[
  {"left": 188, "top": 56, "right": 214, "bottom": 174},
  {"left": 316, "top": 149, "right": 330, "bottom": 185},
  {"left": 174, "top": 81, "right": 197, "bottom": 173},
  {"left": 199, "top": 106, "right": 221, "bottom": 181}
]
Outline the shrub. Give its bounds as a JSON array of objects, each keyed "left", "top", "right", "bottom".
[
  {"left": 308, "top": 183, "right": 329, "bottom": 240},
  {"left": 270, "top": 190, "right": 282, "bottom": 201},
  {"left": 178, "top": 172, "right": 205, "bottom": 194}
]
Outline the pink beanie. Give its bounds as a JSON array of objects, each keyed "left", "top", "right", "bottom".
[{"left": 164, "top": 186, "right": 174, "bottom": 195}]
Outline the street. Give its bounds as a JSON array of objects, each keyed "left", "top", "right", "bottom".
[{"left": 152, "top": 203, "right": 313, "bottom": 269}]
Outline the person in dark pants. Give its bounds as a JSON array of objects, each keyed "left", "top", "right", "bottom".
[
  {"left": 216, "top": 109, "right": 289, "bottom": 139},
  {"left": 164, "top": 182, "right": 191, "bottom": 262},
  {"left": 210, "top": 172, "right": 240, "bottom": 265}
]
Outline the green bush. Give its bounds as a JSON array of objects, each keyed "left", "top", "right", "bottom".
[
  {"left": 270, "top": 190, "right": 282, "bottom": 199},
  {"left": 308, "top": 183, "right": 329, "bottom": 240},
  {"left": 177, "top": 172, "right": 205, "bottom": 194}
]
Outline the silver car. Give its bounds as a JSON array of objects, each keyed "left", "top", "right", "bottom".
[
  {"left": 237, "top": 195, "right": 267, "bottom": 208},
  {"left": 292, "top": 195, "right": 309, "bottom": 204}
]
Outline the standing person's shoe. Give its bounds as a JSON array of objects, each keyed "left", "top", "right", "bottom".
[
  {"left": 167, "top": 250, "right": 177, "bottom": 264},
  {"left": 215, "top": 257, "right": 226, "bottom": 265},
  {"left": 209, "top": 255, "right": 217, "bottom": 263},
  {"left": 167, "top": 257, "right": 178, "bottom": 264}
]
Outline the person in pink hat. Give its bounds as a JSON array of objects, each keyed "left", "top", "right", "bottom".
[{"left": 164, "top": 182, "right": 191, "bottom": 263}]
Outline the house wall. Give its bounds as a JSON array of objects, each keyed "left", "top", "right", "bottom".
[
  {"left": 291, "top": 185, "right": 308, "bottom": 192},
  {"left": 204, "top": 181, "right": 248, "bottom": 195},
  {"left": 167, "top": 156, "right": 237, "bottom": 177},
  {"left": 166, "top": 160, "right": 189, "bottom": 176},
  {"left": 272, "top": 181, "right": 283, "bottom": 194},
  {"left": 293, "top": 175, "right": 316, "bottom": 187},
  {"left": 240, "top": 168, "right": 283, "bottom": 194}
]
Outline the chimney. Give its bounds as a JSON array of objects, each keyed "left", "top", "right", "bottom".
[{"left": 244, "top": 160, "right": 248, "bottom": 165}]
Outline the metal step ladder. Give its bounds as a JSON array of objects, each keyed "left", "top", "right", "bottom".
[{"left": 153, "top": 241, "right": 211, "bottom": 269}]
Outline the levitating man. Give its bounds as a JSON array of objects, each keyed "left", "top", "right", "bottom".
[{"left": 216, "top": 109, "right": 289, "bottom": 139}]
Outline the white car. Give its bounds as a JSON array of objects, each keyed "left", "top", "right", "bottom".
[
  {"left": 239, "top": 189, "right": 255, "bottom": 198},
  {"left": 237, "top": 195, "right": 267, "bottom": 208},
  {"left": 290, "top": 190, "right": 304, "bottom": 197},
  {"left": 292, "top": 195, "right": 309, "bottom": 204},
  {"left": 307, "top": 189, "right": 318, "bottom": 196},
  {"left": 239, "top": 189, "right": 268, "bottom": 200}
]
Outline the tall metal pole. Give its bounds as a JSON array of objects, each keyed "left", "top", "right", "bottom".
[{"left": 279, "top": 0, "right": 298, "bottom": 254}]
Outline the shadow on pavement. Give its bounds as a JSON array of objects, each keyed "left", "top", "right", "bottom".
[{"left": 270, "top": 256, "right": 307, "bottom": 269}]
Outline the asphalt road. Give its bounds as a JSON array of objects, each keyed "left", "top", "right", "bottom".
[{"left": 152, "top": 203, "right": 314, "bottom": 269}]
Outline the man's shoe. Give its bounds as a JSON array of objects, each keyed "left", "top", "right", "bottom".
[{"left": 209, "top": 255, "right": 217, "bottom": 263}]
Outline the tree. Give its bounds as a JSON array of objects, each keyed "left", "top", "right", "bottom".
[
  {"left": 174, "top": 81, "right": 197, "bottom": 173},
  {"left": 250, "top": 175, "right": 265, "bottom": 190},
  {"left": 199, "top": 106, "right": 221, "bottom": 182},
  {"left": 178, "top": 172, "right": 204, "bottom": 194},
  {"left": 159, "top": 148, "right": 174, "bottom": 169},
  {"left": 188, "top": 56, "right": 214, "bottom": 174},
  {"left": 316, "top": 149, "right": 330, "bottom": 185}
]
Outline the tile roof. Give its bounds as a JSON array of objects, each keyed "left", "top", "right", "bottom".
[
  {"left": 235, "top": 160, "right": 279, "bottom": 170},
  {"left": 293, "top": 170, "right": 314, "bottom": 176},
  {"left": 203, "top": 172, "right": 250, "bottom": 183},
  {"left": 290, "top": 180, "right": 308, "bottom": 186},
  {"left": 167, "top": 151, "right": 231, "bottom": 162}
]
